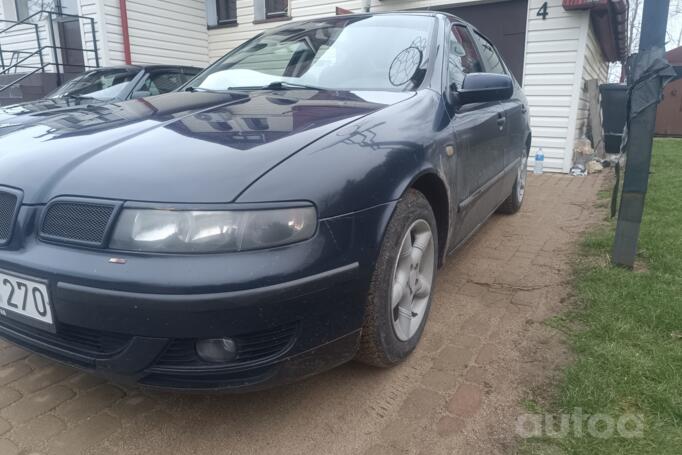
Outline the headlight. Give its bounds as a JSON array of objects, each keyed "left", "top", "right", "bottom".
[{"left": 109, "top": 206, "right": 317, "bottom": 253}]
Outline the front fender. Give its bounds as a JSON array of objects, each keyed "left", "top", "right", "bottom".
[{"left": 236, "top": 90, "right": 450, "bottom": 219}]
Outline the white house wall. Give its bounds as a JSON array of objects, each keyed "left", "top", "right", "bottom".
[
  {"left": 78, "top": 0, "right": 107, "bottom": 69},
  {"left": 575, "top": 20, "right": 608, "bottom": 141},
  {"left": 0, "top": 3, "right": 53, "bottom": 71},
  {"left": 0, "top": 0, "right": 9, "bottom": 20},
  {"left": 0, "top": 25, "right": 45, "bottom": 70},
  {"left": 3, "top": 0, "right": 210, "bottom": 74},
  {"left": 523, "top": 0, "right": 589, "bottom": 173},
  {"left": 95, "top": 0, "right": 209, "bottom": 67},
  {"left": 125, "top": 0, "right": 208, "bottom": 67}
]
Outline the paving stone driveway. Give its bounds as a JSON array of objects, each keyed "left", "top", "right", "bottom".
[{"left": 0, "top": 174, "right": 604, "bottom": 455}]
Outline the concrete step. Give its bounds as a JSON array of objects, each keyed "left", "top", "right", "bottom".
[
  {"left": 0, "top": 72, "right": 60, "bottom": 105},
  {"left": 0, "top": 74, "right": 25, "bottom": 86}
]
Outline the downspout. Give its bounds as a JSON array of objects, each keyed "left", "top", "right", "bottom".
[{"left": 119, "top": 0, "right": 132, "bottom": 64}]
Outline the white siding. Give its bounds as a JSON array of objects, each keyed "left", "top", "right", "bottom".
[
  {"left": 523, "top": 0, "right": 590, "bottom": 172},
  {"left": 126, "top": 0, "right": 208, "bottom": 66},
  {"left": 0, "top": 18, "right": 52, "bottom": 72},
  {"left": 0, "top": 0, "right": 10, "bottom": 20},
  {"left": 0, "top": 2, "right": 38, "bottom": 69},
  {"left": 96, "top": 0, "right": 209, "bottom": 67},
  {"left": 79, "top": 0, "right": 106, "bottom": 69},
  {"left": 574, "top": 20, "right": 608, "bottom": 141},
  {"left": 100, "top": 0, "right": 126, "bottom": 65}
]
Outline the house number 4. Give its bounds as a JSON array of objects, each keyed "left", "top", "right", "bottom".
[{"left": 537, "top": 2, "right": 549, "bottom": 19}]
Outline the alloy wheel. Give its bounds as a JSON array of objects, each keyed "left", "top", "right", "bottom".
[
  {"left": 517, "top": 154, "right": 529, "bottom": 202},
  {"left": 390, "top": 219, "right": 435, "bottom": 342}
]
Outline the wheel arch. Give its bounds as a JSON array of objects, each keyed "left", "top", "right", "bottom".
[
  {"left": 525, "top": 133, "right": 532, "bottom": 155},
  {"left": 406, "top": 171, "right": 451, "bottom": 268}
]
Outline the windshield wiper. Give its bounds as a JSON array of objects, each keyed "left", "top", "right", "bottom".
[
  {"left": 185, "top": 86, "right": 209, "bottom": 93},
  {"left": 231, "top": 81, "right": 326, "bottom": 92},
  {"left": 62, "top": 94, "right": 97, "bottom": 101},
  {"left": 185, "top": 86, "right": 245, "bottom": 95},
  {"left": 264, "top": 81, "right": 324, "bottom": 91}
]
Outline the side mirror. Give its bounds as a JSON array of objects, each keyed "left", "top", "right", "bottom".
[
  {"left": 455, "top": 73, "right": 514, "bottom": 105},
  {"left": 131, "top": 90, "right": 152, "bottom": 99}
]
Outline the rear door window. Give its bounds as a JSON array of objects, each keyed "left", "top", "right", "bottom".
[{"left": 473, "top": 32, "right": 507, "bottom": 75}]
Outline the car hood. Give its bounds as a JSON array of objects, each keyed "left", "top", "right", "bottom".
[{"left": 0, "top": 90, "right": 413, "bottom": 204}]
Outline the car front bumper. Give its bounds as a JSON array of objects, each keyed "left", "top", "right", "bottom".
[{"left": 0, "top": 201, "right": 396, "bottom": 390}]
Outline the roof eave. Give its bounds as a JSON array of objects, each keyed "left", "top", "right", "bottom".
[{"left": 563, "top": 0, "right": 629, "bottom": 62}]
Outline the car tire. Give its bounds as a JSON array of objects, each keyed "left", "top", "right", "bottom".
[
  {"left": 497, "top": 152, "right": 529, "bottom": 215},
  {"left": 356, "top": 189, "right": 438, "bottom": 368}
]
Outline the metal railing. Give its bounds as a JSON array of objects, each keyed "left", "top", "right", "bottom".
[
  {"left": 0, "top": 10, "right": 100, "bottom": 95},
  {"left": 0, "top": 15, "right": 43, "bottom": 72}
]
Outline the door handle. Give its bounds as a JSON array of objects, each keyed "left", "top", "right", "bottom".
[{"left": 497, "top": 114, "right": 506, "bottom": 130}]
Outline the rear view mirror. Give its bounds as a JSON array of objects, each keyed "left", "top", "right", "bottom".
[{"left": 456, "top": 73, "right": 514, "bottom": 105}]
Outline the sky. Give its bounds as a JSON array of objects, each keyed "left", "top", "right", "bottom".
[
  {"left": 630, "top": 0, "right": 682, "bottom": 50},
  {"left": 668, "top": 14, "right": 682, "bottom": 50},
  {"left": 607, "top": 5, "right": 682, "bottom": 81}
]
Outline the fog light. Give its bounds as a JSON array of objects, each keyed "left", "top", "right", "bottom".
[{"left": 195, "top": 338, "right": 238, "bottom": 363}]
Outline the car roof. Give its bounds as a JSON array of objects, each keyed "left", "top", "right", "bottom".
[
  {"left": 89, "top": 64, "right": 202, "bottom": 72},
  {"left": 272, "top": 11, "right": 470, "bottom": 33},
  {"left": 138, "top": 64, "right": 203, "bottom": 71},
  {"left": 365, "top": 11, "right": 464, "bottom": 21}
]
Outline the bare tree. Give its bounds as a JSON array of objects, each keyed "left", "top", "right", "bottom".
[
  {"left": 608, "top": 0, "right": 643, "bottom": 81},
  {"left": 628, "top": 0, "right": 643, "bottom": 54},
  {"left": 671, "top": 0, "right": 682, "bottom": 47},
  {"left": 610, "top": 0, "right": 682, "bottom": 81}
]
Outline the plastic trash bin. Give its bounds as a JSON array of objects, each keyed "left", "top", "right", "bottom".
[{"left": 599, "top": 83, "right": 628, "bottom": 154}]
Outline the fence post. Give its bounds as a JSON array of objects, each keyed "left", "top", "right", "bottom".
[{"left": 612, "top": 0, "right": 671, "bottom": 268}]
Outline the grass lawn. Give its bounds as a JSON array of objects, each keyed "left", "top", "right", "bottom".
[{"left": 522, "top": 138, "right": 682, "bottom": 454}]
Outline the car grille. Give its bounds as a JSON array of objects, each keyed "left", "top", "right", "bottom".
[
  {"left": 0, "top": 317, "right": 131, "bottom": 360},
  {"left": 40, "top": 201, "right": 117, "bottom": 246},
  {"left": 0, "top": 190, "right": 19, "bottom": 245},
  {"left": 154, "top": 322, "right": 298, "bottom": 368}
]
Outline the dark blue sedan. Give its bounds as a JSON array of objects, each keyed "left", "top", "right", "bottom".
[{"left": 0, "top": 12, "right": 530, "bottom": 390}]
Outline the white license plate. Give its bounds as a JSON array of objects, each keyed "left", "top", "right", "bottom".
[{"left": 0, "top": 270, "right": 53, "bottom": 326}]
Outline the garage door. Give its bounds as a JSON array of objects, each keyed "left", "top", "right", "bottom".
[{"left": 436, "top": 0, "right": 528, "bottom": 83}]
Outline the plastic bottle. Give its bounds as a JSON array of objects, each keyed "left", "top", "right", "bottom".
[{"left": 533, "top": 148, "right": 544, "bottom": 175}]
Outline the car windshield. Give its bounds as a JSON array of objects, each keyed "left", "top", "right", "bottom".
[
  {"left": 49, "top": 68, "right": 140, "bottom": 101},
  {"left": 190, "top": 15, "right": 435, "bottom": 92}
]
